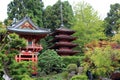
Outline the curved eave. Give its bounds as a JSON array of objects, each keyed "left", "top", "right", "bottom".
[
  {"left": 51, "top": 30, "right": 75, "bottom": 36},
  {"left": 55, "top": 35, "right": 77, "bottom": 40},
  {"left": 56, "top": 50, "right": 79, "bottom": 56},
  {"left": 49, "top": 44, "right": 76, "bottom": 49},
  {"left": 56, "top": 29, "right": 75, "bottom": 33},
  {"left": 7, "top": 28, "right": 50, "bottom": 35},
  {"left": 49, "top": 38, "right": 75, "bottom": 42},
  {"left": 56, "top": 42, "right": 78, "bottom": 47}
]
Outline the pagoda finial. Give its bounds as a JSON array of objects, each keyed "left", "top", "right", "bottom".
[{"left": 60, "top": 0, "right": 64, "bottom": 27}]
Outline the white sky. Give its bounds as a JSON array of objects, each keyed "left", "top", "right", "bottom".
[{"left": 0, "top": 0, "right": 120, "bottom": 22}]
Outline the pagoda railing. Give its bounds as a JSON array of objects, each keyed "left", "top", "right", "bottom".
[
  {"left": 21, "top": 44, "right": 43, "bottom": 52},
  {"left": 26, "top": 44, "right": 42, "bottom": 48}
]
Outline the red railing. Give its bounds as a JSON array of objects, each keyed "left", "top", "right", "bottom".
[{"left": 22, "top": 44, "right": 43, "bottom": 52}]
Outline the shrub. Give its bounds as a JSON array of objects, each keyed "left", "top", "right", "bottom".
[
  {"left": 38, "top": 49, "right": 64, "bottom": 74},
  {"left": 71, "top": 74, "right": 88, "bottom": 80},
  {"left": 62, "top": 71, "right": 69, "bottom": 79},
  {"left": 67, "top": 64, "right": 77, "bottom": 72},
  {"left": 62, "top": 56, "right": 85, "bottom": 67},
  {"left": 83, "top": 46, "right": 120, "bottom": 77}
]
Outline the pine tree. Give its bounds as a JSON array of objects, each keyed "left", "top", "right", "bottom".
[
  {"left": 104, "top": 3, "right": 120, "bottom": 36},
  {"left": 43, "top": 0, "right": 74, "bottom": 31},
  {"left": 5, "top": 0, "right": 44, "bottom": 27}
]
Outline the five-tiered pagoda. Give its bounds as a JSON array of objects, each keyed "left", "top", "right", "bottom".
[
  {"left": 7, "top": 16, "right": 50, "bottom": 74},
  {"left": 49, "top": 26, "right": 78, "bottom": 56}
]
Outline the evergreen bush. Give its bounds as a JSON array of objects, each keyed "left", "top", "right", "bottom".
[
  {"left": 38, "top": 49, "right": 64, "bottom": 74},
  {"left": 71, "top": 74, "right": 88, "bottom": 80},
  {"left": 67, "top": 64, "right": 77, "bottom": 72},
  {"left": 62, "top": 56, "right": 85, "bottom": 67}
]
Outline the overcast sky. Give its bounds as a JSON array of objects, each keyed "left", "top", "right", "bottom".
[{"left": 0, "top": 0, "right": 120, "bottom": 22}]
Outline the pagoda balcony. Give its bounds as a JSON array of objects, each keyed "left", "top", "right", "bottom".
[{"left": 21, "top": 45, "right": 43, "bottom": 52}]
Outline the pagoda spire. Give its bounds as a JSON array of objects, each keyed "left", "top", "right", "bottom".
[{"left": 60, "top": 0, "right": 64, "bottom": 27}]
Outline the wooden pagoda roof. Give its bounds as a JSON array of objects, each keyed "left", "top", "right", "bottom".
[
  {"left": 51, "top": 27, "right": 75, "bottom": 36},
  {"left": 49, "top": 42, "right": 78, "bottom": 49},
  {"left": 55, "top": 35, "right": 76, "bottom": 40},
  {"left": 7, "top": 17, "right": 50, "bottom": 35},
  {"left": 56, "top": 49, "right": 79, "bottom": 56}
]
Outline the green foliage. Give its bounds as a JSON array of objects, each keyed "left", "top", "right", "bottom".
[
  {"left": 0, "top": 32, "right": 28, "bottom": 79},
  {"left": 6, "top": 0, "right": 44, "bottom": 27},
  {"left": 8, "top": 33, "right": 27, "bottom": 49},
  {"left": 61, "top": 71, "right": 69, "bottom": 79},
  {"left": 67, "top": 64, "right": 77, "bottom": 72},
  {"left": 104, "top": 3, "right": 120, "bottom": 36},
  {"left": 62, "top": 56, "right": 85, "bottom": 67},
  {"left": 43, "top": 0, "right": 74, "bottom": 31},
  {"left": 72, "top": 1, "right": 106, "bottom": 52},
  {"left": 9, "top": 61, "right": 32, "bottom": 75},
  {"left": 0, "top": 22, "right": 6, "bottom": 34},
  {"left": 112, "top": 33, "right": 120, "bottom": 43},
  {"left": 38, "top": 49, "right": 64, "bottom": 74},
  {"left": 71, "top": 74, "right": 88, "bottom": 80},
  {"left": 83, "top": 46, "right": 120, "bottom": 77},
  {"left": 9, "top": 61, "right": 33, "bottom": 79}
]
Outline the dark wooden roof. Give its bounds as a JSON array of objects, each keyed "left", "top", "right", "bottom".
[
  {"left": 49, "top": 42, "right": 78, "bottom": 49},
  {"left": 56, "top": 49, "right": 79, "bottom": 56},
  {"left": 7, "top": 16, "right": 50, "bottom": 35},
  {"left": 51, "top": 27, "right": 75, "bottom": 36}
]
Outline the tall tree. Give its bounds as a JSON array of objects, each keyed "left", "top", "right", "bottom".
[
  {"left": 0, "top": 33, "right": 29, "bottom": 79},
  {"left": 72, "top": 1, "right": 106, "bottom": 52},
  {"left": 104, "top": 3, "right": 120, "bottom": 36},
  {"left": 5, "top": 0, "right": 44, "bottom": 27},
  {"left": 43, "top": 0, "right": 74, "bottom": 31}
]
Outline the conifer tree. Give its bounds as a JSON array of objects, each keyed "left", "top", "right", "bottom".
[
  {"left": 43, "top": 0, "right": 74, "bottom": 31},
  {"left": 5, "top": 0, "right": 44, "bottom": 27},
  {"left": 104, "top": 3, "right": 120, "bottom": 36}
]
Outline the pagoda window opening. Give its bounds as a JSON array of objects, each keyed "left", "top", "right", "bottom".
[{"left": 28, "top": 41, "right": 32, "bottom": 45}]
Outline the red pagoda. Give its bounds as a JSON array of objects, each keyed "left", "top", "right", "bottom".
[
  {"left": 49, "top": 27, "right": 78, "bottom": 56},
  {"left": 7, "top": 17, "right": 50, "bottom": 74}
]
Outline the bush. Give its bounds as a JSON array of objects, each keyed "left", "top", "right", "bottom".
[
  {"left": 67, "top": 64, "right": 77, "bottom": 72},
  {"left": 62, "top": 71, "right": 69, "bottom": 79},
  {"left": 62, "top": 56, "right": 85, "bottom": 67},
  {"left": 71, "top": 74, "right": 88, "bottom": 80},
  {"left": 38, "top": 49, "right": 64, "bottom": 74}
]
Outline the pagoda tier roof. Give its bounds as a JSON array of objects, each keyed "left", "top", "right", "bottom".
[
  {"left": 49, "top": 35, "right": 77, "bottom": 43},
  {"left": 49, "top": 42, "right": 78, "bottom": 49},
  {"left": 56, "top": 49, "right": 79, "bottom": 56},
  {"left": 51, "top": 27, "right": 75, "bottom": 36},
  {"left": 7, "top": 16, "right": 50, "bottom": 35},
  {"left": 55, "top": 35, "right": 76, "bottom": 40},
  {"left": 49, "top": 37, "right": 75, "bottom": 42}
]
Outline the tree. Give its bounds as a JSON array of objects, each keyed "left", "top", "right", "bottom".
[
  {"left": 104, "top": 3, "right": 120, "bottom": 36},
  {"left": 83, "top": 47, "right": 120, "bottom": 78},
  {"left": 38, "top": 49, "right": 64, "bottom": 74},
  {"left": 43, "top": 0, "right": 74, "bottom": 31},
  {"left": 72, "top": 1, "right": 106, "bottom": 52},
  {"left": 5, "top": 0, "right": 44, "bottom": 27},
  {"left": 0, "top": 33, "right": 28, "bottom": 79}
]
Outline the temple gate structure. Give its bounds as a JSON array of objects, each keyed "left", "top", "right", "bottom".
[{"left": 7, "top": 16, "right": 50, "bottom": 74}]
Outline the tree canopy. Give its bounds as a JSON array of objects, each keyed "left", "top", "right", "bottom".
[
  {"left": 104, "top": 3, "right": 120, "bottom": 36},
  {"left": 43, "top": 0, "right": 74, "bottom": 31},
  {"left": 72, "top": 1, "right": 106, "bottom": 52},
  {"left": 5, "top": 0, "right": 44, "bottom": 27}
]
